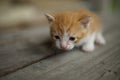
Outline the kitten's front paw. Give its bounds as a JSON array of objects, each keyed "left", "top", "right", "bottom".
[
  {"left": 95, "top": 33, "right": 106, "bottom": 45},
  {"left": 95, "top": 38, "right": 106, "bottom": 45},
  {"left": 82, "top": 44, "right": 94, "bottom": 52}
]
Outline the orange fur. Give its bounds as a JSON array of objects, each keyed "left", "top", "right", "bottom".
[
  {"left": 50, "top": 8, "right": 102, "bottom": 44},
  {"left": 45, "top": 8, "right": 105, "bottom": 51}
]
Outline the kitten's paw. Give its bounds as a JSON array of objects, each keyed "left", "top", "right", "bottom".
[
  {"left": 96, "top": 33, "right": 106, "bottom": 45},
  {"left": 82, "top": 44, "right": 94, "bottom": 52},
  {"left": 95, "top": 38, "right": 106, "bottom": 45}
]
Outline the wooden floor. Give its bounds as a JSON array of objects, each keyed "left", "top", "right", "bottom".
[{"left": 0, "top": 19, "right": 120, "bottom": 80}]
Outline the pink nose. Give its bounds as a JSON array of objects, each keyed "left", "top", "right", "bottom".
[{"left": 60, "top": 44, "right": 67, "bottom": 49}]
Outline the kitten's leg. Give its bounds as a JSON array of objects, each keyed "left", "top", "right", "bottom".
[
  {"left": 95, "top": 32, "right": 106, "bottom": 45},
  {"left": 82, "top": 33, "right": 96, "bottom": 52}
]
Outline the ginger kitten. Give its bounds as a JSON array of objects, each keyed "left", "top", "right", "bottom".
[{"left": 45, "top": 8, "right": 106, "bottom": 52}]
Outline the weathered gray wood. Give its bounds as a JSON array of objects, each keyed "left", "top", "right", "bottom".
[
  {"left": 0, "top": 25, "right": 56, "bottom": 77},
  {"left": 0, "top": 23, "right": 120, "bottom": 80}
]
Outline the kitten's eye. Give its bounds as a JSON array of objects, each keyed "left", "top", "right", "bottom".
[
  {"left": 54, "top": 35, "right": 60, "bottom": 39},
  {"left": 69, "top": 37, "right": 76, "bottom": 41}
]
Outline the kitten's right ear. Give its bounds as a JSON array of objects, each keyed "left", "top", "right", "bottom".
[
  {"left": 45, "top": 13, "right": 55, "bottom": 23},
  {"left": 80, "top": 16, "right": 92, "bottom": 28}
]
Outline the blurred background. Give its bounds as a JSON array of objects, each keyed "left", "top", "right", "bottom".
[{"left": 0, "top": 0, "right": 119, "bottom": 31}]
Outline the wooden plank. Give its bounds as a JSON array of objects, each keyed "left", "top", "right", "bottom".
[
  {"left": 0, "top": 25, "right": 56, "bottom": 77},
  {"left": 0, "top": 24, "right": 120, "bottom": 80}
]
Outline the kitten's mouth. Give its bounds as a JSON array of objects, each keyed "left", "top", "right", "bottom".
[
  {"left": 60, "top": 46, "right": 73, "bottom": 51},
  {"left": 61, "top": 48, "right": 68, "bottom": 50},
  {"left": 59, "top": 47, "right": 67, "bottom": 50},
  {"left": 60, "top": 48, "right": 69, "bottom": 51}
]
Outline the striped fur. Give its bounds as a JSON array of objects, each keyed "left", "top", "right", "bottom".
[{"left": 45, "top": 8, "right": 105, "bottom": 52}]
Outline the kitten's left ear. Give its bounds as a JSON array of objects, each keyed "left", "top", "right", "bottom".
[
  {"left": 80, "top": 16, "right": 92, "bottom": 28},
  {"left": 45, "top": 13, "right": 55, "bottom": 23}
]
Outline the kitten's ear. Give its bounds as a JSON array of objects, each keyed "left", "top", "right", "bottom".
[
  {"left": 80, "top": 16, "right": 92, "bottom": 28},
  {"left": 45, "top": 13, "right": 55, "bottom": 23}
]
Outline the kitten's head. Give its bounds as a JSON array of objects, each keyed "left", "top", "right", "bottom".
[{"left": 45, "top": 11, "right": 92, "bottom": 50}]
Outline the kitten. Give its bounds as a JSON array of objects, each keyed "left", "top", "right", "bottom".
[{"left": 45, "top": 8, "right": 106, "bottom": 52}]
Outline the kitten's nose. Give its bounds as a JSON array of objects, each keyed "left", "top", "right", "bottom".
[{"left": 60, "top": 44, "right": 67, "bottom": 49}]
